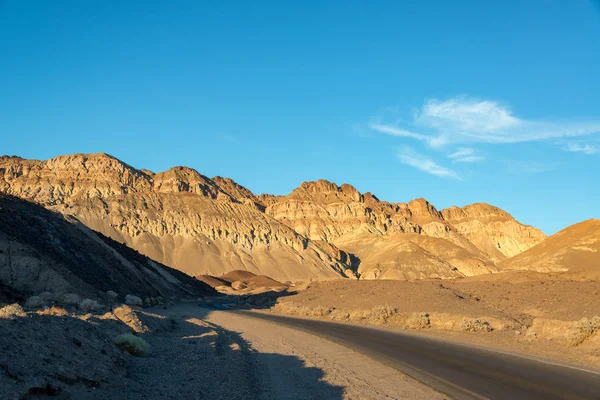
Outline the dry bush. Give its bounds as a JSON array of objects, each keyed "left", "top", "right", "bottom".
[
  {"left": 311, "top": 306, "right": 334, "bottom": 317},
  {"left": 39, "top": 292, "right": 55, "bottom": 304},
  {"left": 460, "top": 318, "right": 493, "bottom": 332},
  {"left": 114, "top": 334, "right": 151, "bottom": 357},
  {"left": 365, "top": 305, "right": 398, "bottom": 325},
  {"left": 79, "top": 298, "right": 102, "bottom": 313},
  {"left": 125, "top": 294, "right": 143, "bottom": 307},
  {"left": 25, "top": 296, "right": 44, "bottom": 309},
  {"left": 566, "top": 316, "right": 600, "bottom": 346},
  {"left": 329, "top": 309, "right": 351, "bottom": 321},
  {"left": 62, "top": 293, "right": 81, "bottom": 306},
  {"left": 406, "top": 313, "right": 431, "bottom": 329},
  {"left": 0, "top": 303, "right": 25, "bottom": 318}
]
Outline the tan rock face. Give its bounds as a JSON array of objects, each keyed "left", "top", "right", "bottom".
[
  {"left": 442, "top": 203, "right": 546, "bottom": 261},
  {"left": 0, "top": 153, "right": 546, "bottom": 282},
  {"left": 0, "top": 154, "right": 349, "bottom": 282},
  {"left": 266, "top": 182, "right": 492, "bottom": 262}
]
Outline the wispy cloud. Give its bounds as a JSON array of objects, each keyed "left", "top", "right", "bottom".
[
  {"left": 371, "top": 96, "right": 600, "bottom": 146},
  {"left": 502, "top": 160, "right": 553, "bottom": 174},
  {"left": 563, "top": 142, "right": 598, "bottom": 155},
  {"left": 448, "top": 147, "right": 484, "bottom": 163},
  {"left": 397, "top": 147, "right": 460, "bottom": 179}
]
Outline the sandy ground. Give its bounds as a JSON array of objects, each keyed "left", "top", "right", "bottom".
[
  {"left": 1, "top": 303, "right": 443, "bottom": 399},
  {"left": 268, "top": 277, "right": 600, "bottom": 368}
]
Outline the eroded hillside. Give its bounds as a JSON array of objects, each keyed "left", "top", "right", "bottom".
[{"left": 0, "top": 153, "right": 547, "bottom": 281}]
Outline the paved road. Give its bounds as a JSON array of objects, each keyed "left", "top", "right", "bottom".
[{"left": 231, "top": 310, "right": 600, "bottom": 400}]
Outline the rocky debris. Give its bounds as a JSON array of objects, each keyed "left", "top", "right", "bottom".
[{"left": 0, "top": 312, "right": 129, "bottom": 399}]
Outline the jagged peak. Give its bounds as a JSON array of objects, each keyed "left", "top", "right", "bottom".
[
  {"left": 287, "top": 179, "right": 362, "bottom": 203},
  {"left": 441, "top": 202, "right": 516, "bottom": 223}
]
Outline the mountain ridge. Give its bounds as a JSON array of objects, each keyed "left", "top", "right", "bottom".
[{"left": 0, "top": 152, "right": 548, "bottom": 281}]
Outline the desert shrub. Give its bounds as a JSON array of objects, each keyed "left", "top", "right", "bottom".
[
  {"left": 567, "top": 316, "right": 600, "bottom": 346},
  {"left": 125, "top": 294, "right": 143, "bottom": 307},
  {"left": 406, "top": 313, "right": 431, "bottom": 329},
  {"left": 114, "top": 334, "right": 151, "bottom": 357},
  {"left": 106, "top": 291, "right": 118, "bottom": 301},
  {"left": 0, "top": 303, "right": 25, "bottom": 318},
  {"left": 62, "top": 293, "right": 81, "bottom": 306},
  {"left": 460, "top": 318, "right": 493, "bottom": 332},
  {"left": 39, "top": 292, "right": 55, "bottom": 304},
  {"left": 367, "top": 305, "right": 398, "bottom": 324},
  {"left": 329, "top": 309, "right": 351, "bottom": 321},
  {"left": 79, "top": 298, "right": 102, "bottom": 313},
  {"left": 25, "top": 296, "right": 44, "bottom": 309},
  {"left": 311, "top": 306, "right": 334, "bottom": 317}
]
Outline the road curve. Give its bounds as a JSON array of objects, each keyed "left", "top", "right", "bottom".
[{"left": 230, "top": 310, "right": 600, "bottom": 400}]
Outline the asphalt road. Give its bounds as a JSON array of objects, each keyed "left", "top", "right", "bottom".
[{"left": 231, "top": 310, "right": 600, "bottom": 400}]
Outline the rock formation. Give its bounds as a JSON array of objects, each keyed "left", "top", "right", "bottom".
[
  {"left": 442, "top": 203, "right": 546, "bottom": 261},
  {"left": 0, "top": 153, "right": 548, "bottom": 282}
]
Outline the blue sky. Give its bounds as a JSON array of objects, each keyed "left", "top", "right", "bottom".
[{"left": 1, "top": 1, "right": 599, "bottom": 234}]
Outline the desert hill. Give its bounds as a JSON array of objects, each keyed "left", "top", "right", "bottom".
[
  {"left": 0, "top": 193, "right": 215, "bottom": 301},
  {"left": 334, "top": 233, "right": 497, "bottom": 280},
  {"left": 499, "top": 219, "right": 600, "bottom": 277},
  {"left": 0, "top": 153, "right": 546, "bottom": 281},
  {"left": 442, "top": 203, "right": 546, "bottom": 261}
]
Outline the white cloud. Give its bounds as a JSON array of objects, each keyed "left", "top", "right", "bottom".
[
  {"left": 397, "top": 147, "right": 460, "bottom": 179},
  {"left": 563, "top": 142, "right": 598, "bottom": 155},
  {"left": 502, "top": 160, "right": 553, "bottom": 174},
  {"left": 369, "top": 123, "right": 430, "bottom": 141},
  {"left": 371, "top": 96, "right": 600, "bottom": 146},
  {"left": 448, "top": 147, "right": 484, "bottom": 163}
]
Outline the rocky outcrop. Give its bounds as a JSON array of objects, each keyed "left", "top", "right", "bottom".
[
  {"left": 442, "top": 203, "right": 546, "bottom": 261},
  {"left": 265, "top": 181, "right": 492, "bottom": 261}
]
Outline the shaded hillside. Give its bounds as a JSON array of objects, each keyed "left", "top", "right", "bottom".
[{"left": 0, "top": 193, "right": 215, "bottom": 300}]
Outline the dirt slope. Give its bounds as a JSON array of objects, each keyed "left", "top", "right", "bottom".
[
  {"left": 333, "top": 233, "right": 497, "bottom": 280},
  {"left": 499, "top": 219, "right": 600, "bottom": 276}
]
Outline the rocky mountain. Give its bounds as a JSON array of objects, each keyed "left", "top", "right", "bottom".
[
  {"left": 442, "top": 203, "right": 546, "bottom": 261},
  {"left": 0, "top": 153, "right": 547, "bottom": 282},
  {"left": 0, "top": 193, "right": 215, "bottom": 300},
  {"left": 0, "top": 154, "right": 350, "bottom": 282},
  {"left": 499, "top": 219, "right": 600, "bottom": 276}
]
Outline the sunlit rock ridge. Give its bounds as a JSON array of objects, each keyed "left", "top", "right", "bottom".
[{"left": 0, "top": 153, "right": 546, "bottom": 281}]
